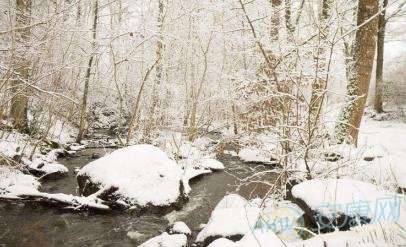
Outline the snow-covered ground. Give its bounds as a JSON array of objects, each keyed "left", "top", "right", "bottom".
[
  {"left": 358, "top": 117, "right": 406, "bottom": 190},
  {"left": 0, "top": 130, "right": 69, "bottom": 177}
]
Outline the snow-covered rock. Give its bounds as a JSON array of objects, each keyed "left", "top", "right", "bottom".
[
  {"left": 138, "top": 232, "right": 187, "bottom": 247},
  {"left": 199, "top": 158, "right": 225, "bottom": 171},
  {"left": 238, "top": 148, "right": 271, "bottom": 163},
  {"left": 69, "top": 144, "right": 86, "bottom": 151},
  {"left": 169, "top": 221, "right": 191, "bottom": 235},
  {"left": 127, "top": 231, "right": 144, "bottom": 240},
  {"left": 181, "top": 166, "right": 212, "bottom": 194},
  {"left": 77, "top": 145, "right": 185, "bottom": 208},
  {"left": 292, "top": 178, "right": 399, "bottom": 231},
  {"left": 196, "top": 194, "right": 260, "bottom": 245},
  {"left": 237, "top": 230, "right": 286, "bottom": 247},
  {"left": 207, "top": 238, "right": 237, "bottom": 247}
]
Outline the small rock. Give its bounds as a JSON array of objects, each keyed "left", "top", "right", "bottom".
[
  {"left": 169, "top": 221, "right": 191, "bottom": 235},
  {"left": 74, "top": 167, "right": 81, "bottom": 174},
  {"left": 91, "top": 153, "right": 101, "bottom": 159},
  {"left": 363, "top": 156, "right": 375, "bottom": 161},
  {"left": 126, "top": 231, "right": 144, "bottom": 240}
]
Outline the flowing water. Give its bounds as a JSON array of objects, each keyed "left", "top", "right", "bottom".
[{"left": 0, "top": 148, "right": 277, "bottom": 246}]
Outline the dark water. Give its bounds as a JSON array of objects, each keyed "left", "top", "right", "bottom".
[{"left": 0, "top": 148, "right": 276, "bottom": 247}]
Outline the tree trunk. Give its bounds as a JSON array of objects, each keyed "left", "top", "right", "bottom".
[
  {"left": 374, "top": 0, "right": 387, "bottom": 113},
  {"left": 335, "top": 0, "right": 379, "bottom": 145},
  {"left": 284, "top": 0, "right": 294, "bottom": 33},
  {"left": 10, "top": 0, "right": 31, "bottom": 132},
  {"left": 76, "top": 0, "right": 98, "bottom": 143},
  {"left": 145, "top": 0, "right": 165, "bottom": 141},
  {"left": 270, "top": 0, "right": 281, "bottom": 41}
]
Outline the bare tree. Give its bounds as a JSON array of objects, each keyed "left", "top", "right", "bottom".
[
  {"left": 308, "top": 0, "right": 333, "bottom": 131},
  {"left": 76, "top": 0, "right": 99, "bottom": 142}
]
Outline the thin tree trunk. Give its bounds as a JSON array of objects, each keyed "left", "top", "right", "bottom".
[
  {"left": 10, "top": 0, "right": 31, "bottom": 132},
  {"left": 270, "top": 0, "right": 281, "bottom": 41},
  {"left": 308, "top": 0, "right": 333, "bottom": 127},
  {"left": 76, "top": 0, "right": 98, "bottom": 143},
  {"left": 335, "top": 0, "right": 379, "bottom": 145},
  {"left": 374, "top": 0, "right": 388, "bottom": 113},
  {"left": 126, "top": 60, "right": 158, "bottom": 145},
  {"left": 284, "top": 0, "right": 294, "bottom": 33}
]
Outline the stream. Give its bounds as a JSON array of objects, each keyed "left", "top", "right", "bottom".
[{"left": 0, "top": 148, "right": 277, "bottom": 246}]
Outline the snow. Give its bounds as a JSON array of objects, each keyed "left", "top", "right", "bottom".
[
  {"left": 158, "top": 135, "right": 225, "bottom": 194},
  {"left": 127, "top": 231, "right": 145, "bottom": 240},
  {"left": 358, "top": 119, "right": 406, "bottom": 189},
  {"left": 237, "top": 133, "right": 278, "bottom": 163},
  {"left": 291, "top": 178, "right": 399, "bottom": 220},
  {"left": 207, "top": 238, "right": 238, "bottom": 247},
  {"left": 25, "top": 157, "right": 69, "bottom": 175},
  {"left": 292, "top": 222, "right": 406, "bottom": 247},
  {"left": 198, "top": 158, "right": 225, "bottom": 170},
  {"left": 138, "top": 232, "right": 187, "bottom": 247},
  {"left": 0, "top": 131, "right": 68, "bottom": 176},
  {"left": 170, "top": 221, "right": 191, "bottom": 235},
  {"left": 196, "top": 194, "right": 260, "bottom": 243},
  {"left": 237, "top": 230, "right": 286, "bottom": 247},
  {"left": 0, "top": 166, "right": 109, "bottom": 210},
  {"left": 47, "top": 119, "right": 78, "bottom": 145},
  {"left": 292, "top": 118, "right": 406, "bottom": 192},
  {"left": 69, "top": 144, "right": 86, "bottom": 151},
  {"left": 181, "top": 166, "right": 212, "bottom": 194},
  {"left": 238, "top": 147, "right": 271, "bottom": 163},
  {"left": 0, "top": 166, "right": 40, "bottom": 198},
  {"left": 77, "top": 144, "right": 184, "bottom": 207}
]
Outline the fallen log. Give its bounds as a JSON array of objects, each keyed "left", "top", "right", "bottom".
[{"left": 0, "top": 186, "right": 124, "bottom": 212}]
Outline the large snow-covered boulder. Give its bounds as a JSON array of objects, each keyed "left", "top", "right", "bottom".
[
  {"left": 196, "top": 194, "right": 260, "bottom": 246},
  {"left": 291, "top": 178, "right": 398, "bottom": 232},
  {"left": 77, "top": 145, "right": 185, "bottom": 208}
]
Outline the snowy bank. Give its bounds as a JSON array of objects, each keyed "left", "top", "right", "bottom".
[
  {"left": 291, "top": 178, "right": 401, "bottom": 231},
  {"left": 0, "top": 131, "right": 68, "bottom": 178},
  {"left": 77, "top": 144, "right": 185, "bottom": 208},
  {"left": 0, "top": 166, "right": 40, "bottom": 198}
]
